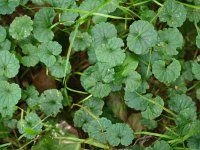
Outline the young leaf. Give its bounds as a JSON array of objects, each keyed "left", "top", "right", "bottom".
[
  {"left": 152, "top": 59, "right": 181, "bottom": 83},
  {"left": 84, "top": 117, "right": 112, "bottom": 144},
  {"left": 0, "top": 51, "right": 20, "bottom": 78},
  {"left": 0, "top": 0, "right": 19, "bottom": 15},
  {"left": 0, "top": 26, "right": 7, "bottom": 42},
  {"left": 0, "top": 81, "right": 21, "bottom": 118},
  {"left": 145, "top": 140, "right": 172, "bottom": 150},
  {"left": 107, "top": 123, "right": 134, "bottom": 146},
  {"left": 187, "top": 8, "right": 200, "bottom": 23},
  {"left": 155, "top": 28, "right": 184, "bottom": 55},
  {"left": 192, "top": 61, "right": 200, "bottom": 80},
  {"left": 39, "top": 89, "right": 63, "bottom": 116},
  {"left": 69, "top": 30, "right": 92, "bottom": 52},
  {"left": 91, "top": 22, "right": 117, "bottom": 45},
  {"left": 80, "top": 63, "right": 115, "bottom": 98},
  {"left": 168, "top": 94, "right": 196, "bottom": 113},
  {"left": 95, "top": 37, "right": 126, "bottom": 67},
  {"left": 33, "top": 8, "right": 56, "bottom": 42},
  {"left": 38, "top": 41, "right": 62, "bottom": 67},
  {"left": 0, "top": 39, "right": 11, "bottom": 51},
  {"left": 196, "top": 88, "right": 200, "bottom": 100},
  {"left": 127, "top": 20, "right": 157, "bottom": 55},
  {"left": 17, "top": 112, "right": 42, "bottom": 139},
  {"left": 21, "top": 44, "right": 40, "bottom": 67},
  {"left": 158, "top": 0, "right": 187, "bottom": 27},
  {"left": 9, "top": 15, "right": 33, "bottom": 40},
  {"left": 49, "top": 56, "right": 71, "bottom": 78}
]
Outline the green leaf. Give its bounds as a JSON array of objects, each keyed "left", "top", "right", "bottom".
[
  {"left": 0, "top": 39, "right": 11, "bottom": 51},
  {"left": 187, "top": 8, "right": 200, "bottom": 23},
  {"left": 107, "top": 123, "right": 134, "bottom": 146},
  {"left": 182, "top": 61, "right": 194, "bottom": 81},
  {"left": 23, "top": 85, "right": 39, "bottom": 109},
  {"left": 196, "top": 34, "right": 200, "bottom": 48},
  {"left": 46, "top": 0, "right": 74, "bottom": 8},
  {"left": 49, "top": 56, "right": 71, "bottom": 78},
  {"left": 187, "top": 134, "right": 200, "bottom": 149},
  {"left": 0, "top": 26, "right": 7, "bottom": 42},
  {"left": 91, "top": 22, "right": 117, "bottom": 45},
  {"left": 124, "top": 91, "right": 148, "bottom": 111},
  {"left": 145, "top": 140, "right": 172, "bottom": 150},
  {"left": 9, "top": 15, "right": 33, "bottom": 40},
  {"left": 0, "top": 81, "right": 21, "bottom": 118},
  {"left": 152, "top": 59, "right": 181, "bottom": 83},
  {"left": 142, "top": 96, "right": 164, "bottom": 120},
  {"left": 21, "top": 44, "right": 40, "bottom": 67},
  {"left": 168, "top": 94, "right": 196, "bottom": 113},
  {"left": 0, "top": 0, "right": 19, "bottom": 15},
  {"left": 84, "top": 117, "right": 112, "bottom": 144},
  {"left": 17, "top": 112, "right": 42, "bottom": 139},
  {"left": 39, "top": 89, "right": 63, "bottom": 116},
  {"left": 0, "top": 51, "right": 20, "bottom": 78},
  {"left": 155, "top": 28, "right": 184, "bottom": 55},
  {"left": 33, "top": 8, "right": 56, "bottom": 42},
  {"left": 127, "top": 20, "right": 157, "bottom": 55},
  {"left": 69, "top": 30, "right": 92, "bottom": 52},
  {"left": 80, "top": 63, "right": 115, "bottom": 98},
  {"left": 31, "top": 0, "right": 45, "bottom": 5},
  {"left": 192, "top": 61, "right": 200, "bottom": 80},
  {"left": 95, "top": 37, "right": 125, "bottom": 67},
  {"left": 196, "top": 88, "right": 200, "bottom": 100},
  {"left": 124, "top": 70, "right": 141, "bottom": 92},
  {"left": 38, "top": 41, "right": 62, "bottom": 67},
  {"left": 158, "top": 0, "right": 187, "bottom": 27}
]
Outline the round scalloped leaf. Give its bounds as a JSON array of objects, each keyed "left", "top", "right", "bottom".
[
  {"left": 80, "top": 63, "right": 115, "bottom": 98},
  {"left": 9, "top": 15, "right": 33, "bottom": 40},
  {"left": 0, "top": 81, "right": 21, "bottom": 117},
  {"left": 69, "top": 30, "right": 92, "bottom": 52},
  {"left": 0, "top": 51, "right": 20, "bottom": 78},
  {"left": 49, "top": 56, "right": 71, "bottom": 78},
  {"left": 0, "top": 39, "right": 11, "bottom": 51},
  {"left": 141, "top": 96, "right": 164, "bottom": 120},
  {"left": 38, "top": 41, "right": 62, "bottom": 67},
  {"left": 192, "top": 61, "right": 200, "bottom": 80},
  {"left": 91, "top": 22, "right": 117, "bottom": 45},
  {"left": 84, "top": 117, "right": 112, "bottom": 144},
  {"left": 107, "top": 123, "right": 134, "bottom": 146},
  {"left": 147, "top": 140, "right": 172, "bottom": 150},
  {"left": 21, "top": 44, "right": 40, "bottom": 67},
  {"left": 152, "top": 59, "right": 181, "bottom": 83},
  {"left": 187, "top": 8, "right": 200, "bottom": 23},
  {"left": 158, "top": 0, "right": 187, "bottom": 27},
  {"left": 17, "top": 112, "right": 42, "bottom": 139},
  {"left": 123, "top": 70, "right": 141, "bottom": 92},
  {"left": 33, "top": 8, "right": 56, "bottom": 42},
  {"left": 39, "top": 89, "right": 63, "bottom": 116},
  {"left": 127, "top": 20, "right": 157, "bottom": 55},
  {"left": 168, "top": 94, "right": 196, "bottom": 113},
  {"left": 0, "top": 0, "right": 19, "bottom": 15},
  {"left": 155, "top": 28, "right": 184, "bottom": 55},
  {"left": 124, "top": 91, "right": 148, "bottom": 111},
  {"left": 95, "top": 37, "right": 125, "bottom": 67},
  {"left": 0, "top": 26, "right": 6, "bottom": 42}
]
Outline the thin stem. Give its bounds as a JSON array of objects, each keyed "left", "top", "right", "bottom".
[
  {"left": 134, "top": 131, "right": 175, "bottom": 139},
  {"left": 152, "top": 0, "right": 163, "bottom": 6},
  {"left": 66, "top": 86, "right": 89, "bottom": 94},
  {"left": 187, "top": 81, "right": 200, "bottom": 92}
]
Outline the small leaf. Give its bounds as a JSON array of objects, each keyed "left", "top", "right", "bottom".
[
  {"left": 17, "top": 112, "right": 42, "bottom": 139},
  {"left": 192, "top": 61, "right": 200, "bottom": 80},
  {"left": 33, "top": 8, "right": 56, "bottom": 42},
  {"left": 39, "top": 89, "right": 63, "bottom": 116},
  {"left": 0, "top": 51, "right": 20, "bottom": 78},
  {"left": 196, "top": 88, "right": 200, "bottom": 100},
  {"left": 152, "top": 59, "right": 181, "bottom": 83},
  {"left": 81, "top": 63, "right": 115, "bottom": 98},
  {"left": 107, "top": 123, "right": 134, "bottom": 146},
  {"left": 187, "top": 134, "right": 200, "bottom": 149},
  {"left": 21, "top": 44, "right": 40, "bottom": 67},
  {"left": 158, "top": 0, "right": 187, "bottom": 27},
  {"left": 0, "top": 39, "right": 11, "bottom": 51},
  {"left": 0, "top": 81, "right": 21, "bottom": 118},
  {"left": 95, "top": 37, "right": 125, "bottom": 67},
  {"left": 127, "top": 20, "right": 157, "bottom": 54},
  {"left": 9, "top": 15, "right": 33, "bottom": 40},
  {"left": 145, "top": 140, "right": 172, "bottom": 150},
  {"left": 38, "top": 41, "right": 62, "bottom": 67},
  {"left": 91, "top": 22, "right": 117, "bottom": 45},
  {"left": 0, "top": 0, "right": 19, "bottom": 15},
  {"left": 69, "top": 30, "right": 92, "bottom": 52}
]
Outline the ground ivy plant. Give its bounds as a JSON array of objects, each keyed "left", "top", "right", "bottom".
[{"left": 0, "top": 0, "right": 200, "bottom": 149}]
